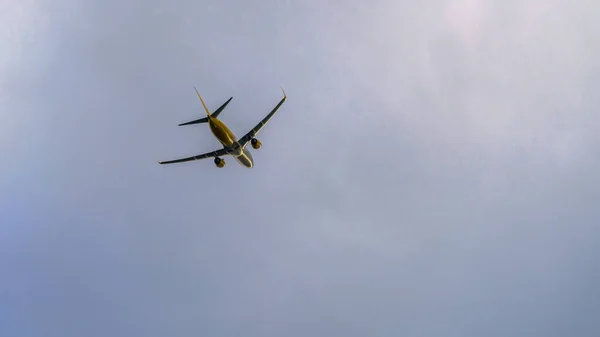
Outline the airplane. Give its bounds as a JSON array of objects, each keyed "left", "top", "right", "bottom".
[{"left": 158, "top": 87, "right": 287, "bottom": 168}]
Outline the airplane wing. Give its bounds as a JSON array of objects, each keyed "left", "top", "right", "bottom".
[
  {"left": 158, "top": 148, "right": 229, "bottom": 165},
  {"left": 178, "top": 96, "right": 233, "bottom": 126},
  {"left": 237, "top": 87, "right": 287, "bottom": 147}
]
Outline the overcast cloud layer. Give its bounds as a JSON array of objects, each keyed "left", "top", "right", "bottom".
[{"left": 2, "top": 0, "right": 600, "bottom": 336}]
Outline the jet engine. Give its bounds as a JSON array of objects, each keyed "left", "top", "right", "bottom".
[
  {"left": 251, "top": 138, "right": 262, "bottom": 149},
  {"left": 214, "top": 157, "right": 225, "bottom": 168}
]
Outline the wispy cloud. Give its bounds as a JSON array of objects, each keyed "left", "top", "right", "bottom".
[{"left": 2, "top": 0, "right": 599, "bottom": 336}]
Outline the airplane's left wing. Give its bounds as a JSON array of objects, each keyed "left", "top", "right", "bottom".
[
  {"left": 237, "top": 87, "right": 287, "bottom": 147},
  {"left": 158, "top": 148, "right": 229, "bottom": 165}
]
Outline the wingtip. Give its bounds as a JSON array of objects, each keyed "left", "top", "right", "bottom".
[{"left": 280, "top": 86, "right": 286, "bottom": 99}]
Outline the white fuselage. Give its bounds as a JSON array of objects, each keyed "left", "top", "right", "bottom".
[
  {"left": 234, "top": 147, "right": 254, "bottom": 168},
  {"left": 208, "top": 116, "right": 254, "bottom": 168}
]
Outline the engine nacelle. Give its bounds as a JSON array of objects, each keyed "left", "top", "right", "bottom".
[
  {"left": 251, "top": 138, "right": 262, "bottom": 149},
  {"left": 214, "top": 157, "right": 225, "bottom": 168}
]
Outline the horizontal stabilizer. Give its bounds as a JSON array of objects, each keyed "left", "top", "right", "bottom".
[
  {"left": 178, "top": 96, "right": 233, "bottom": 126},
  {"left": 178, "top": 116, "right": 208, "bottom": 126}
]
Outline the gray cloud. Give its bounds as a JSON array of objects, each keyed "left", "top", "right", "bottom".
[{"left": 2, "top": 0, "right": 599, "bottom": 336}]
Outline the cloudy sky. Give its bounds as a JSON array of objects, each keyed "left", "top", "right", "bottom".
[{"left": 2, "top": 0, "right": 599, "bottom": 336}]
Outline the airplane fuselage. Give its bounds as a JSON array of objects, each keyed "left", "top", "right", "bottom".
[{"left": 208, "top": 116, "right": 254, "bottom": 168}]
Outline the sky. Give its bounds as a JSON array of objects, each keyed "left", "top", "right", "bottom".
[{"left": 1, "top": 0, "right": 600, "bottom": 336}]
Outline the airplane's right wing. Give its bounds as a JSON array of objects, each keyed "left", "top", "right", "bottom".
[
  {"left": 178, "top": 96, "right": 233, "bottom": 126},
  {"left": 237, "top": 87, "right": 287, "bottom": 147},
  {"left": 158, "top": 147, "right": 229, "bottom": 165}
]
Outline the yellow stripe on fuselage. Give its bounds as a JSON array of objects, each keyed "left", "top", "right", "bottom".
[
  {"left": 208, "top": 117, "right": 237, "bottom": 147},
  {"left": 193, "top": 87, "right": 237, "bottom": 147}
]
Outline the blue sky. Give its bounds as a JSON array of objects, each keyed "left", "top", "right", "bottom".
[{"left": 1, "top": 0, "right": 599, "bottom": 336}]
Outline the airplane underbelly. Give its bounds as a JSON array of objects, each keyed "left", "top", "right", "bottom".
[
  {"left": 210, "top": 122, "right": 235, "bottom": 146},
  {"left": 234, "top": 148, "right": 254, "bottom": 168}
]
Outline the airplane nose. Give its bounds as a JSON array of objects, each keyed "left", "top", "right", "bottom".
[{"left": 245, "top": 149, "right": 254, "bottom": 168}]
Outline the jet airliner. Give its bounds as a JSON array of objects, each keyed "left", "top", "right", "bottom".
[{"left": 158, "top": 87, "right": 287, "bottom": 168}]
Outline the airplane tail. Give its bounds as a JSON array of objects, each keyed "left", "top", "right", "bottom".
[
  {"left": 178, "top": 116, "right": 209, "bottom": 126},
  {"left": 195, "top": 86, "right": 212, "bottom": 118},
  {"left": 179, "top": 90, "right": 233, "bottom": 126}
]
